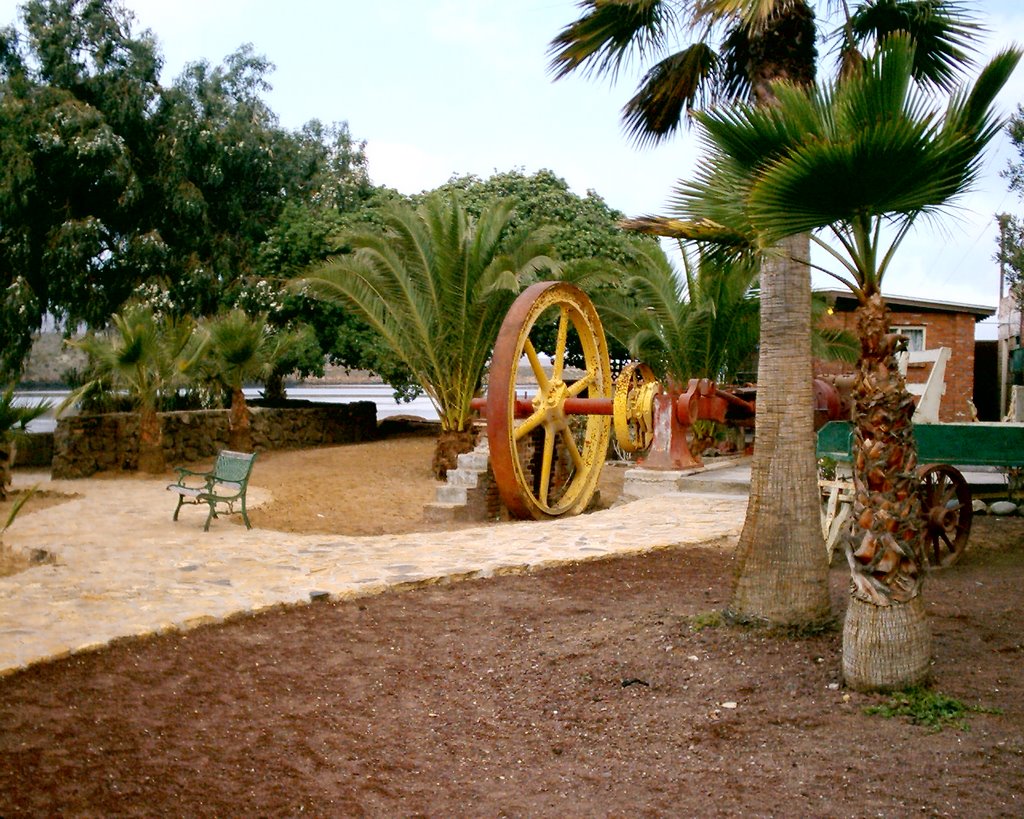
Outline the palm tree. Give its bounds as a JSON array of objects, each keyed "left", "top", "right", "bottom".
[
  {"left": 596, "top": 240, "right": 761, "bottom": 386},
  {"left": 0, "top": 386, "right": 51, "bottom": 500},
  {"left": 298, "top": 193, "right": 558, "bottom": 477},
  {"left": 201, "top": 309, "right": 297, "bottom": 453},
  {"left": 62, "top": 305, "right": 206, "bottom": 474},
  {"left": 549, "top": 0, "right": 982, "bottom": 627},
  {"left": 626, "top": 36, "right": 1020, "bottom": 689},
  {"left": 597, "top": 241, "right": 858, "bottom": 387}
]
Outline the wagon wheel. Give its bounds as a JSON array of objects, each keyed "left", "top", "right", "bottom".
[
  {"left": 613, "top": 361, "right": 658, "bottom": 454},
  {"left": 918, "top": 464, "right": 973, "bottom": 568},
  {"left": 486, "top": 281, "right": 612, "bottom": 520}
]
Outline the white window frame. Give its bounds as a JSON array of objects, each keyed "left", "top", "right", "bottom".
[{"left": 891, "top": 325, "right": 926, "bottom": 352}]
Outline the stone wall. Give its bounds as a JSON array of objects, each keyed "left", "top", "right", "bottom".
[
  {"left": 12, "top": 433, "right": 54, "bottom": 468},
  {"left": 52, "top": 402, "right": 377, "bottom": 479}
]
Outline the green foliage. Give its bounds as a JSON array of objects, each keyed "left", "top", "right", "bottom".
[
  {"left": 998, "top": 111, "right": 1024, "bottom": 306},
  {"left": 200, "top": 309, "right": 298, "bottom": 394},
  {"left": 596, "top": 240, "right": 760, "bottom": 386},
  {"left": 61, "top": 303, "right": 206, "bottom": 415},
  {"left": 864, "top": 686, "right": 1001, "bottom": 731},
  {"left": 0, "top": 384, "right": 50, "bottom": 437},
  {"left": 299, "top": 193, "right": 559, "bottom": 431},
  {"left": 650, "top": 36, "right": 1021, "bottom": 299},
  {"left": 426, "top": 168, "right": 643, "bottom": 277},
  {"left": 688, "top": 610, "right": 724, "bottom": 631},
  {"left": 549, "top": 1, "right": 980, "bottom": 146},
  {"left": 0, "top": 0, "right": 376, "bottom": 381}
]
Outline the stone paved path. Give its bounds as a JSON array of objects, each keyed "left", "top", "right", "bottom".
[{"left": 0, "top": 471, "right": 747, "bottom": 676}]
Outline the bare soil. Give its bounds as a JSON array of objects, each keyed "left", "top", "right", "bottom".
[{"left": 0, "top": 429, "right": 1022, "bottom": 816}]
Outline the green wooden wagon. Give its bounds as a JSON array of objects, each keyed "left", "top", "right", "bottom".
[{"left": 816, "top": 421, "right": 1024, "bottom": 567}]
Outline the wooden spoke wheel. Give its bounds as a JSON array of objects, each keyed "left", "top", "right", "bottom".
[
  {"left": 918, "top": 464, "right": 973, "bottom": 568},
  {"left": 613, "top": 361, "right": 658, "bottom": 454},
  {"left": 486, "top": 281, "right": 612, "bottom": 520}
]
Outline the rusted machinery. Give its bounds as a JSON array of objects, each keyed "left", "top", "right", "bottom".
[
  {"left": 471, "top": 281, "right": 1005, "bottom": 574},
  {"left": 472, "top": 281, "right": 760, "bottom": 520}
]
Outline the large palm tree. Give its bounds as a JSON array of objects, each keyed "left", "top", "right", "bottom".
[
  {"left": 550, "top": 0, "right": 982, "bottom": 627},
  {"left": 627, "top": 35, "right": 1020, "bottom": 689},
  {"left": 62, "top": 305, "right": 206, "bottom": 474},
  {"left": 298, "top": 193, "right": 558, "bottom": 477}
]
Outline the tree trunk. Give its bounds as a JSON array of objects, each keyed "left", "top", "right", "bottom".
[
  {"left": 229, "top": 388, "right": 253, "bottom": 453},
  {"left": 843, "top": 595, "right": 931, "bottom": 691},
  {"left": 432, "top": 428, "right": 477, "bottom": 480},
  {"left": 842, "top": 292, "right": 930, "bottom": 691},
  {"left": 137, "top": 406, "right": 165, "bottom": 474},
  {"left": 729, "top": 234, "right": 831, "bottom": 626},
  {"left": 0, "top": 435, "right": 15, "bottom": 500},
  {"left": 263, "top": 371, "right": 287, "bottom": 404}
]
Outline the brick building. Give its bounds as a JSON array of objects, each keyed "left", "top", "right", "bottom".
[{"left": 814, "top": 289, "right": 994, "bottom": 423}]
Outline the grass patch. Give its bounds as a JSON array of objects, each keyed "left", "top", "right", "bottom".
[
  {"left": 688, "top": 610, "right": 724, "bottom": 631},
  {"left": 864, "top": 687, "right": 1002, "bottom": 731}
]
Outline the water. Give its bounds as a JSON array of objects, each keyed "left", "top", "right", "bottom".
[{"left": 13, "top": 385, "right": 440, "bottom": 434}]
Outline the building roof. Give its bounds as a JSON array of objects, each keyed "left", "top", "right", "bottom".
[{"left": 815, "top": 289, "right": 996, "bottom": 321}]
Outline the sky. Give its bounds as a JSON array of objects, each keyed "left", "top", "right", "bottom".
[{"left": 3, "top": 0, "right": 1024, "bottom": 339}]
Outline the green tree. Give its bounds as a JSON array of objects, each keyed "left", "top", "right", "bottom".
[
  {"left": 0, "top": 0, "right": 377, "bottom": 382},
  {"left": 0, "top": 0, "right": 164, "bottom": 376},
  {"left": 630, "top": 36, "right": 1020, "bottom": 689},
  {"left": 549, "top": 0, "right": 981, "bottom": 627},
  {"left": 200, "top": 309, "right": 296, "bottom": 452},
  {"left": 595, "top": 240, "right": 761, "bottom": 387},
  {"left": 429, "top": 168, "right": 641, "bottom": 266},
  {"left": 298, "top": 193, "right": 559, "bottom": 477},
  {"left": 0, "top": 385, "right": 50, "bottom": 499},
  {"left": 997, "top": 110, "right": 1024, "bottom": 313},
  {"left": 62, "top": 304, "right": 206, "bottom": 473}
]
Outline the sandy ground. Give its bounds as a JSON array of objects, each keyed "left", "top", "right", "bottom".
[{"left": 0, "top": 430, "right": 1021, "bottom": 816}]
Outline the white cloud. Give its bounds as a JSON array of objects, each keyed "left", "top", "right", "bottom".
[{"left": 365, "top": 141, "right": 457, "bottom": 195}]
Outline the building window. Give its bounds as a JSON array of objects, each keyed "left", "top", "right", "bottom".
[{"left": 891, "top": 325, "right": 926, "bottom": 351}]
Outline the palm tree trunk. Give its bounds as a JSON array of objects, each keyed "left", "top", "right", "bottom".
[
  {"left": 0, "top": 434, "right": 15, "bottom": 500},
  {"left": 729, "top": 234, "right": 831, "bottom": 625},
  {"left": 842, "top": 292, "right": 930, "bottom": 691},
  {"left": 137, "top": 406, "right": 165, "bottom": 474},
  {"left": 228, "top": 387, "right": 253, "bottom": 453}
]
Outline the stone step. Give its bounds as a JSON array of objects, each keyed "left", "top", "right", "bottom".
[
  {"left": 422, "top": 502, "right": 461, "bottom": 524},
  {"left": 446, "top": 468, "right": 479, "bottom": 488},
  {"left": 435, "top": 485, "right": 468, "bottom": 504},
  {"left": 457, "top": 451, "right": 490, "bottom": 472}
]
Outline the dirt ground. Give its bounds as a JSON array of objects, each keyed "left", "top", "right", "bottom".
[{"left": 0, "top": 429, "right": 1022, "bottom": 816}]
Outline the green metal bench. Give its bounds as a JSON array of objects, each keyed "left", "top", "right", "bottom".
[{"left": 167, "top": 450, "right": 257, "bottom": 531}]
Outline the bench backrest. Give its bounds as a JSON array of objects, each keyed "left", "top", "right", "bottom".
[{"left": 213, "top": 450, "right": 256, "bottom": 486}]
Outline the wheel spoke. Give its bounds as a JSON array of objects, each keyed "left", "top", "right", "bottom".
[
  {"left": 514, "top": 408, "right": 547, "bottom": 442},
  {"left": 524, "top": 339, "right": 550, "bottom": 390},
  {"left": 552, "top": 306, "right": 569, "bottom": 381},
  {"left": 538, "top": 427, "right": 556, "bottom": 506},
  {"left": 558, "top": 422, "right": 584, "bottom": 472},
  {"left": 567, "top": 370, "right": 596, "bottom": 397}
]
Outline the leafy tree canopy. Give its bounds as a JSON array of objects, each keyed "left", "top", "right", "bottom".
[
  {"left": 425, "top": 168, "right": 648, "bottom": 268},
  {"left": 998, "top": 107, "right": 1024, "bottom": 305},
  {"left": 0, "top": 0, "right": 376, "bottom": 383}
]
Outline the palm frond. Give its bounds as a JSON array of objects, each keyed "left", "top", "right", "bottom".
[
  {"left": 548, "top": 0, "right": 679, "bottom": 83},
  {"left": 848, "top": 0, "right": 980, "bottom": 91},
  {"left": 622, "top": 43, "right": 720, "bottom": 145},
  {"left": 298, "top": 193, "right": 557, "bottom": 431}
]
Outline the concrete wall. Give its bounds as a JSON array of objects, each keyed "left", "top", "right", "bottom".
[{"left": 52, "top": 402, "right": 377, "bottom": 479}]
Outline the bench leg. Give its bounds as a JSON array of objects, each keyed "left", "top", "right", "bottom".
[
  {"left": 203, "top": 501, "right": 217, "bottom": 532},
  {"left": 240, "top": 497, "right": 251, "bottom": 529},
  {"left": 172, "top": 494, "right": 185, "bottom": 521}
]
